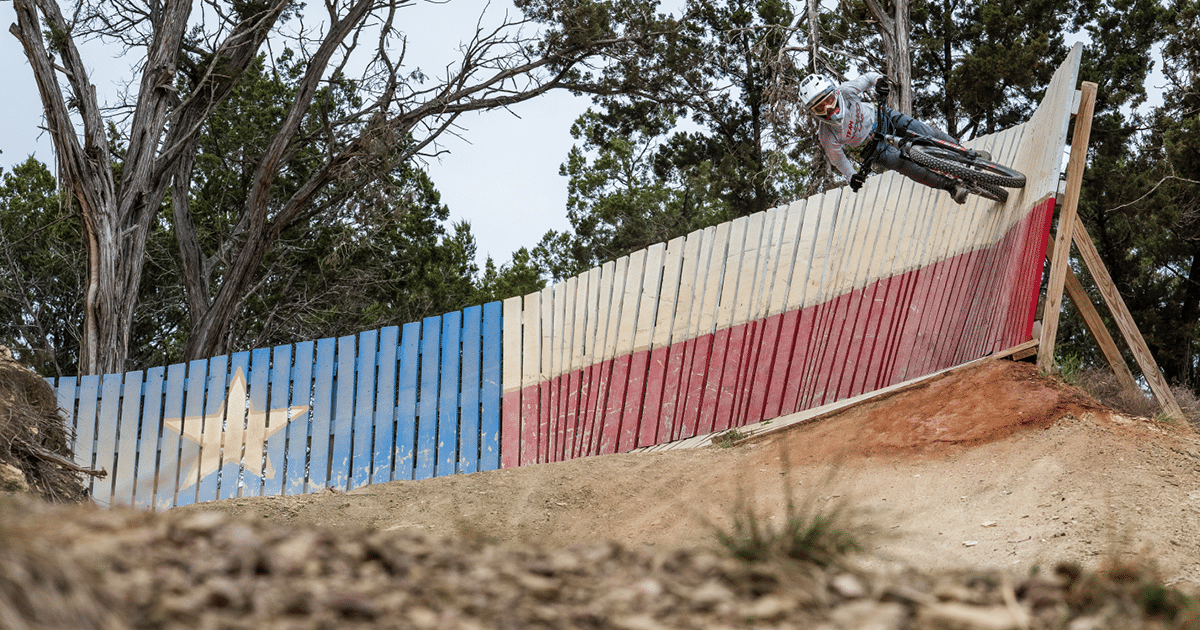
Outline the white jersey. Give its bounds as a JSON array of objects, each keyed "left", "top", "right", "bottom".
[{"left": 817, "top": 72, "right": 881, "bottom": 178}]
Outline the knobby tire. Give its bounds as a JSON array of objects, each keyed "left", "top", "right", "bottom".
[{"left": 908, "top": 145, "right": 1027, "bottom": 189}]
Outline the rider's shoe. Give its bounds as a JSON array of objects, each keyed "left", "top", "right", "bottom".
[{"left": 951, "top": 184, "right": 969, "bottom": 205}]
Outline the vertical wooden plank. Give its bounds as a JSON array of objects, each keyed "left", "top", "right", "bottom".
[
  {"left": 716, "top": 212, "right": 765, "bottom": 429},
  {"left": 437, "top": 311, "right": 463, "bottom": 477},
  {"left": 480, "top": 301, "right": 503, "bottom": 471},
  {"left": 538, "top": 286, "right": 554, "bottom": 463},
  {"left": 350, "top": 330, "right": 379, "bottom": 490},
  {"left": 265, "top": 343, "right": 293, "bottom": 497},
  {"left": 662, "top": 229, "right": 705, "bottom": 441},
  {"left": 192, "top": 355, "right": 228, "bottom": 505},
  {"left": 107, "top": 370, "right": 143, "bottom": 506},
  {"left": 700, "top": 217, "right": 747, "bottom": 434},
  {"left": 600, "top": 250, "right": 644, "bottom": 454},
  {"left": 154, "top": 364, "right": 186, "bottom": 509},
  {"left": 679, "top": 224, "right": 725, "bottom": 438},
  {"left": 784, "top": 189, "right": 842, "bottom": 413},
  {"left": 576, "top": 266, "right": 606, "bottom": 457},
  {"left": 640, "top": 236, "right": 685, "bottom": 446},
  {"left": 372, "top": 327, "right": 400, "bottom": 484},
  {"left": 89, "top": 373, "right": 122, "bottom": 504},
  {"left": 308, "top": 338, "right": 336, "bottom": 490},
  {"left": 733, "top": 208, "right": 780, "bottom": 423},
  {"left": 619, "top": 243, "right": 664, "bottom": 451},
  {"left": 327, "top": 335, "right": 357, "bottom": 490},
  {"left": 550, "top": 280, "right": 569, "bottom": 462},
  {"left": 53, "top": 377, "right": 78, "bottom": 447},
  {"left": 586, "top": 258, "right": 625, "bottom": 455},
  {"left": 394, "top": 322, "right": 421, "bottom": 479},
  {"left": 557, "top": 277, "right": 579, "bottom": 461},
  {"left": 243, "top": 347, "right": 272, "bottom": 497},
  {"left": 416, "top": 316, "right": 441, "bottom": 480},
  {"left": 520, "top": 292, "right": 541, "bottom": 465},
  {"left": 213, "top": 353, "right": 245, "bottom": 502},
  {"left": 760, "top": 199, "right": 808, "bottom": 419},
  {"left": 459, "top": 307, "right": 482, "bottom": 474},
  {"left": 500, "top": 296, "right": 523, "bottom": 468},
  {"left": 133, "top": 367, "right": 165, "bottom": 508},
  {"left": 286, "top": 341, "right": 315, "bottom": 495}
]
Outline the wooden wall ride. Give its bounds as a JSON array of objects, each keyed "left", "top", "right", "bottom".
[{"left": 51, "top": 47, "right": 1083, "bottom": 508}]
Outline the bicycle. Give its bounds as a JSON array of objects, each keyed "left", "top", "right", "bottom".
[{"left": 854, "top": 101, "right": 1026, "bottom": 203}]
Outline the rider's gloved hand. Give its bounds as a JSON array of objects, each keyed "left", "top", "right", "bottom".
[
  {"left": 875, "top": 76, "right": 890, "bottom": 101},
  {"left": 850, "top": 172, "right": 866, "bottom": 191}
]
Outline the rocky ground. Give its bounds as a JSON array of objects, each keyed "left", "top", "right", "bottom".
[{"left": 4, "top": 354, "right": 1200, "bottom": 629}]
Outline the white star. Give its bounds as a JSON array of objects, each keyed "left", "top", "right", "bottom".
[{"left": 164, "top": 367, "right": 308, "bottom": 491}]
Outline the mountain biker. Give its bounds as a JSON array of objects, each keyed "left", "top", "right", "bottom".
[{"left": 801, "top": 72, "right": 984, "bottom": 205}]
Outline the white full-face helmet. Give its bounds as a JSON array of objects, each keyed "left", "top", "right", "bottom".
[{"left": 800, "top": 74, "right": 843, "bottom": 125}]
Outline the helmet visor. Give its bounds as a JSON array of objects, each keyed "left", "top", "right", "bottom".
[{"left": 810, "top": 91, "right": 840, "bottom": 120}]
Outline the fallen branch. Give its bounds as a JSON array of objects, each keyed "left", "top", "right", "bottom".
[{"left": 18, "top": 439, "right": 108, "bottom": 478}]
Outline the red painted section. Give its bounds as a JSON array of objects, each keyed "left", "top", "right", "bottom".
[
  {"left": 619, "top": 351, "right": 651, "bottom": 452},
  {"left": 713, "top": 325, "right": 747, "bottom": 432},
  {"left": 598, "top": 354, "right": 632, "bottom": 454},
  {"left": 658, "top": 342, "right": 689, "bottom": 442},
  {"left": 678, "top": 335, "right": 711, "bottom": 440},
  {"left": 697, "top": 328, "right": 731, "bottom": 435},
  {"left": 508, "top": 200, "right": 1055, "bottom": 464},
  {"left": 745, "top": 314, "right": 784, "bottom": 423},
  {"left": 639, "top": 346, "right": 671, "bottom": 446},
  {"left": 501, "top": 391, "right": 521, "bottom": 468},
  {"left": 563, "top": 370, "right": 582, "bottom": 461},
  {"left": 519, "top": 385, "right": 538, "bottom": 466}
]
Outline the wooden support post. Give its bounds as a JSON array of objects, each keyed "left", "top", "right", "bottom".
[
  {"left": 1043, "top": 237, "right": 1139, "bottom": 394},
  {"left": 1039, "top": 82, "right": 1097, "bottom": 373},
  {"left": 1037, "top": 80, "right": 1185, "bottom": 420},
  {"left": 1071, "top": 221, "right": 1185, "bottom": 419}
]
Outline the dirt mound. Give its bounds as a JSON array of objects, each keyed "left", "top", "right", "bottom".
[{"left": 0, "top": 347, "right": 95, "bottom": 503}]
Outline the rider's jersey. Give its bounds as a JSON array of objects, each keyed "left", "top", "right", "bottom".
[{"left": 817, "top": 72, "right": 882, "bottom": 178}]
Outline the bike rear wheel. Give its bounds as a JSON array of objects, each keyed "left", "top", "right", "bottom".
[{"left": 909, "top": 145, "right": 1027, "bottom": 189}]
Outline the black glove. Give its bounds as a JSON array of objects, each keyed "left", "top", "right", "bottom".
[
  {"left": 875, "top": 76, "right": 890, "bottom": 101},
  {"left": 850, "top": 171, "right": 866, "bottom": 191}
]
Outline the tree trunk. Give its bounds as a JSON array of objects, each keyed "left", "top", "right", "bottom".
[{"left": 862, "top": 0, "right": 913, "bottom": 115}]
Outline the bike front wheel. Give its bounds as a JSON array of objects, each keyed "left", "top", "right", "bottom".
[{"left": 909, "top": 145, "right": 1027, "bottom": 189}]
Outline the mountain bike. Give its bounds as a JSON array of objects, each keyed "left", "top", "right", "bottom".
[{"left": 854, "top": 105, "right": 1026, "bottom": 203}]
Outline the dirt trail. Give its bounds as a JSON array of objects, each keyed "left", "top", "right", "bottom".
[{"left": 179, "top": 359, "right": 1200, "bottom": 587}]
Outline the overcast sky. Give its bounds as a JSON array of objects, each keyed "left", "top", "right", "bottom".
[{"left": 0, "top": 0, "right": 593, "bottom": 269}]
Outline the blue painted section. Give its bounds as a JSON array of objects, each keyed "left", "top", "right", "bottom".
[
  {"left": 176, "top": 359, "right": 209, "bottom": 507},
  {"left": 50, "top": 301, "right": 507, "bottom": 508},
  {"left": 264, "top": 343, "right": 293, "bottom": 497},
  {"left": 437, "top": 311, "right": 462, "bottom": 477},
  {"left": 286, "top": 341, "right": 315, "bottom": 495},
  {"left": 133, "top": 367, "right": 165, "bottom": 508},
  {"left": 113, "top": 370, "right": 144, "bottom": 507},
  {"left": 92, "top": 373, "right": 123, "bottom": 505},
  {"left": 394, "top": 322, "right": 420, "bottom": 480},
  {"left": 245, "top": 347, "right": 272, "bottom": 498},
  {"left": 460, "top": 306, "right": 482, "bottom": 473},
  {"left": 352, "top": 330, "right": 378, "bottom": 490},
  {"left": 481, "top": 302, "right": 502, "bottom": 471},
  {"left": 330, "top": 335, "right": 357, "bottom": 490},
  {"left": 309, "top": 338, "right": 336, "bottom": 489},
  {"left": 372, "top": 327, "right": 400, "bottom": 485},
  {"left": 416, "top": 316, "right": 440, "bottom": 480},
  {"left": 155, "top": 363, "right": 187, "bottom": 509},
  {"left": 206, "top": 353, "right": 238, "bottom": 503}
]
